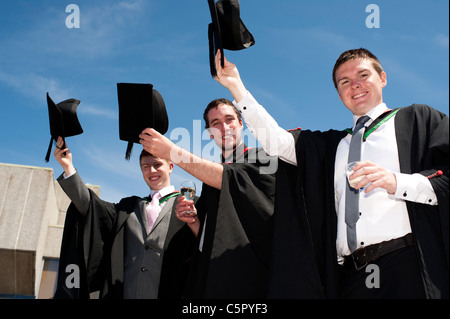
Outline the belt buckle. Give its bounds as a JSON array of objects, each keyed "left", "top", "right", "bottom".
[{"left": 351, "top": 254, "right": 368, "bottom": 271}]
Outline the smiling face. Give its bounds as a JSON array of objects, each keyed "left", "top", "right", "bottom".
[
  {"left": 335, "top": 58, "right": 387, "bottom": 116},
  {"left": 206, "top": 103, "right": 244, "bottom": 158},
  {"left": 140, "top": 155, "right": 173, "bottom": 191}
]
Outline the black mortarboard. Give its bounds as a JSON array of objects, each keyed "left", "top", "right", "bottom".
[
  {"left": 207, "top": 0, "right": 255, "bottom": 77},
  {"left": 117, "top": 83, "right": 168, "bottom": 160},
  {"left": 45, "top": 93, "right": 83, "bottom": 162}
]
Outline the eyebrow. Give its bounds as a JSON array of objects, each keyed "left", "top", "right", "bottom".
[
  {"left": 209, "top": 118, "right": 219, "bottom": 125},
  {"left": 210, "top": 114, "right": 235, "bottom": 125},
  {"left": 337, "top": 69, "right": 371, "bottom": 83},
  {"left": 142, "top": 160, "right": 162, "bottom": 166}
]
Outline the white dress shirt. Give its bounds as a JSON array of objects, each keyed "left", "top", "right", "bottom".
[
  {"left": 233, "top": 92, "right": 437, "bottom": 260},
  {"left": 147, "top": 185, "right": 176, "bottom": 214}
]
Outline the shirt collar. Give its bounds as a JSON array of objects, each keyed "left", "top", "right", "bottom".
[
  {"left": 352, "top": 103, "right": 388, "bottom": 129},
  {"left": 149, "top": 185, "right": 175, "bottom": 198}
]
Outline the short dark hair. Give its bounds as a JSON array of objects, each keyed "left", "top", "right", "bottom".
[
  {"left": 203, "top": 98, "right": 242, "bottom": 129},
  {"left": 332, "top": 48, "right": 384, "bottom": 89},
  {"left": 139, "top": 149, "right": 172, "bottom": 165},
  {"left": 139, "top": 149, "right": 153, "bottom": 164}
]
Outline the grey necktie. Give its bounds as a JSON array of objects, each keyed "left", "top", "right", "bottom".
[{"left": 345, "top": 115, "right": 370, "bottom": 252}]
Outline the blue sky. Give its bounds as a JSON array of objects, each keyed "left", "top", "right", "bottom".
[{"left": 0, "top": 0, "right": 448, "bottom": 203}]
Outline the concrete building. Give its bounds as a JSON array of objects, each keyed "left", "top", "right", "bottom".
[{"left": 0, "top": 163, "right": 99, "bottom": 299}]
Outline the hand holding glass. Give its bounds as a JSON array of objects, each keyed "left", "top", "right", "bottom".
[
  {"left": 179, "top": 181, "right": 196, "bottom": 215},
  {"left": 346, "top": 161, "right": 365, "bottom": 189}
]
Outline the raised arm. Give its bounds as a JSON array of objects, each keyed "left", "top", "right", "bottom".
[
  {"left": 213, "top": 51, "right": 297, "bottom": 165},
  {"left": 54, "top": 137, "right": 90, "bottom": 214},
  {"left": 54, "top": 136, "right": 76, "bottom": 176}
]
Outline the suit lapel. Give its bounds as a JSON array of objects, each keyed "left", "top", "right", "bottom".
[
  {"left": 138, "top": 200, "right": 149, "bottom": 232},
  {"left": 164, "top": 198, "right": 188, "bottom": 250},
  {"left": 148, "top": 197, "right": 173, "bottom": 235},
  {"left": 115, "top": 198, "right": 142, "bottom": 234}
]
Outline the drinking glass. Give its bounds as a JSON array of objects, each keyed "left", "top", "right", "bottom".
[
  {"left": 346, "top": 161, "right": 365, "bottom": 189},
  {"left": 179, "top": 181, "right": 196, "bottom": 215}
]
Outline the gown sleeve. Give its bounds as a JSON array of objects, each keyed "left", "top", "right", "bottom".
[{"left": 53, "top": 190, "right": 136, "bottom": 298}]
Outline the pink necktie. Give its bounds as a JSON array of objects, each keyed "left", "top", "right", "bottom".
[{"left": 146, "top": 192, "right": 161, "bottom": 232}]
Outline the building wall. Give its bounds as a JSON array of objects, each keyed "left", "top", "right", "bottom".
[{"left": 0, "top": 163, "right": 99, "bottom": 298}]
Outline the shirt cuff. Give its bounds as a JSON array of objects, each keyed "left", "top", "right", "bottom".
[
  {"left": 63, "top": 169, "right": 77, "bottom": 179},
  {"left": 394, "top": 172, "right": 438, "bottom": 205},
  {"left": 233, "top": 91, "right": 258, "bottom": 120}
]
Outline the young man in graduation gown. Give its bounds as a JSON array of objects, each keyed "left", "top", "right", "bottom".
[
  {"left": 139, "top": 98, "right": 277, "bottom": 298},
  {"left": 213, "top": 48, "right": 449, "bottom": 299},
  {"left": 53, "top": 137, "right": 195, "bottom": 299}
]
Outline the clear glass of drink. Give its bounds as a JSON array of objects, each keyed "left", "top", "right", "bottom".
[
  {"left": 346, "top": 161, "right": 365, "bottom": 189},
  {"left": 179, "top": 181, "right": 196, "bottom": 215}
]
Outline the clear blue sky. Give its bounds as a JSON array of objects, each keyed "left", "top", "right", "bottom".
[{"left": 1, "top": 0, "right": 448, "bottom": 202}]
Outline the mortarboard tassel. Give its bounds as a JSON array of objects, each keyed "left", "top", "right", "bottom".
[
  {"left": 45, "top": 137, "right": 67, "bottom": 162},
  {"left": 125, "top": 141, "right": 133, "bottom": 160},
  {"left": 45, "top": 137, "right": 53, "bottom": 162},
  {"left": 208, "top": 23, "right": 217, "bottom": 77}
]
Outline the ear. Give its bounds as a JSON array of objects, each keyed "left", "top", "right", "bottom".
[
  {"left": 168, "top": 161, "right": 174, "bottom": 174},
  {"left": 207, "top": 128, "right": 214, "bottom": 140},
  {"left": 380, "top": 71, "right": 387, "bottom": 88}
]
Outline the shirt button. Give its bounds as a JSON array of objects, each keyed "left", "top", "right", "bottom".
[
  {"left": 141, "top": 267, "right": 148, "bottom": 272},
  {"left": 403, "top": 191, "right": 408, "bottom": 197},
  {"left": 243, "top": 106, "right": 247, "bottom": 110},
  {"left": 360, "top": 242, "right": 365, "bottom": 246}
]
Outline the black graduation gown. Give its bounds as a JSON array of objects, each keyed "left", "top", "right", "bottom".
[
  {"left": 53, "top": 191, "right": 195, "bottom": 299},
  {"left": 268, "top": 104, "right": 449, "bottom": 299},
  {"left": 185, "top": 146, "right": 276, "bottom": 298}
]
